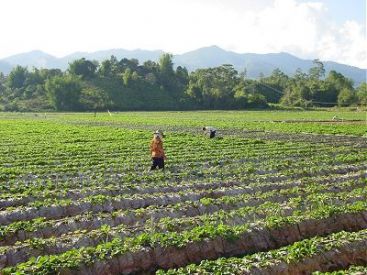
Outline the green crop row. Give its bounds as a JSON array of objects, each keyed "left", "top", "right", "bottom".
[
  {"left": 2, "top": 202, "right": 366, "bottom": 274},
  {"left": 1, "top": 180, "right": 363, "bottom": 268},
  {"left": 158, "top": 229, "right": 367, "bottom": 274},
  {"left": 313, "top": 265, "right": 367, "bottom": 275}
]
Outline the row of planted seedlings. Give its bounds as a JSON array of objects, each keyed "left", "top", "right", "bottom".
[
  {"left": 0, "top": 138, "right": 329, "bottom": 188},
  {"left": 0, "top": 119, "right": 174, "bottom": 180},
  {"left": 1, "top": 156, "right": 364, "bottom": 213},
  {"left": 1, "top": 176, "right": 366, "bottom": 248},
  {"left": 158, "top": 229, "right": 367, "bottom": 275},
  {"left": 2, "top": 190, "right": 366, "bottom": 273},
  {"left": 0, "top": 174, "right": 365, "bottom": 268},
  {"left": 1, "top": 149, "right": 365, "bottom": 226},
  {"left": 0, "top": 142, "right": 365, "bottom": 210},
  {"left": 0, "top": 165, "right": 364, "bottom": 246},
  {"left": 0, "top": 155, "right": 365, "bottom": 227},
  {"left": 2, "top": 112, "right": 367, "bottom": 140},
  {"left": 2, "top": 116, "right": 361, "bottom": 178},
  {"left": 1, "top": 140, "right": 347, "bottom": 197},
  {"left": 1, "top": 126, "right": 340, "bottom": 182},
  {"left": 59, "top": 111, "right": 367, "bottom": 137},
  {"left": 313, "top": 265, "right": 367, "bottom": 275},
  {"left": 1, "top": 164, "right": 364, "bottom": 250},
  {"left": 1, "top": 119, "right": 366, "bottom": 272},
  {"left": 0, "top": 152, "right": 363, "bottom": 225},
  {"left": 2, "top": 144, "right": 362, "bottom": 190},
  {"left": 223, "top": 128, "right": 367, "bottom": 147}
]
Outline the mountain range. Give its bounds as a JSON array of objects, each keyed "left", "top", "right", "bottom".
[{"left": 0, "top": 46, "right": 365, "bottom": 85}]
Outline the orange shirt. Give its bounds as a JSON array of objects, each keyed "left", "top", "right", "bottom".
[{"left": 150, "top": 138, "right": 166, "bottom": 158}]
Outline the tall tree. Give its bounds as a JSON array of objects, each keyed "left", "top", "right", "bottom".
[
  {"left": 337, "top": 88, "right": 356, "bottom": 106},
  {"left": 7, "top": 66, "right": 28, "bottom": 89},
  {"left": 45, "top": 75, "right": 82, "bottom": 110},
  {"left": 356, "top": 82, "right": 367, "bottom": 106},
  {"left": 97, "top": 55, "right": 121, "bottom": 77},
  {"left": 186, "top": 64, "right": 240, "bottom": 108},
  {"left": 0, "top": 72, "right": 5, "bottom": 97},
  {"left": 68, "top": 58, "right": 97, "bottom": 79},
  {"left": 259, "top": 68, "right": 288, "bottom": 102},
  {"left": 158, "top": 53, "right": 178, "bottom": 93},
  {"left": 159, "top": 53, "right": 174, "bottom": 76},
  {"left": 119, "top": 58, "right": 139, "bottom": 72},
  {"left": 309, "top": 59, "right": 325, "bottom": 80}
]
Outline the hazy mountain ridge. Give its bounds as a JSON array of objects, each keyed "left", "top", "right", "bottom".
[
  {"left": 0, "top": 46, "right": 365, "bottom": 84},
  {"left": 0, "top": 61, "right": 12, "bottom": 75}
]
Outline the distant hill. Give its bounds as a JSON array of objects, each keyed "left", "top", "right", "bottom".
[
  {"left": 0, "top": 61, "right": 12, "bottom": 75},
  {"left": 174, "top": 46, "right": 366, "bottom": 85},
  {"left": 1, "top": 46, "right": 366, "bottom": 85},
  {"left": 1, "top": 50, "right": 60, "bottom": 70},
  {"left": 58, "top": 49, "right": 165, "bottom": 69},
  {"left": 0, "top": 49, "right": 164, "bottom": 72}
]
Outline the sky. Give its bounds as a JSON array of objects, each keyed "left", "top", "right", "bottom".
[{"left": 1, "top": 0, "right": 366, "bottom": 68}]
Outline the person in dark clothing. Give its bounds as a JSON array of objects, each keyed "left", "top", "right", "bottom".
[
  {"left": 203, "top": 126, "right": 217, "bottom": 138},
  {"left": 151, "top": 157, "right": 164, "bottom": 170}
]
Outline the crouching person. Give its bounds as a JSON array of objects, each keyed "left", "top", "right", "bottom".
[
  {"left": 150, "top": 130, "right": 166, "bottom": 170},
  {"left": 203, "top": 126, "right": 217, "bottom": 138}
]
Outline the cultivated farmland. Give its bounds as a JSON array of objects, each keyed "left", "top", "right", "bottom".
[{"left": 0, "top": 110, "right": 366, "bottom": 274}]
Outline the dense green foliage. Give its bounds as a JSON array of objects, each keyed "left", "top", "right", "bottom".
[{"left": 0, "top": 56, "right": 365, "bottom": 111}]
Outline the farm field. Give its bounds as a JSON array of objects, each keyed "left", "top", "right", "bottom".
[{"left": 0, "top": 110, "right": 366, "bottom": 274}]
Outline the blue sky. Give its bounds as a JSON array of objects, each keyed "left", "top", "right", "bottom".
[{"left": 0, "top": 0, "right": 366, "bottom": 67}]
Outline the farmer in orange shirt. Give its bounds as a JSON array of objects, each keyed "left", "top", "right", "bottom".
[{"left": 150, "top": 130, "right": 166, "bottom": 170}]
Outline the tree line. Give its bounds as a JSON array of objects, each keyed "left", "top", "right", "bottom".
[{"left": 0, "top": 54, "right": 365, "bottom": 111}]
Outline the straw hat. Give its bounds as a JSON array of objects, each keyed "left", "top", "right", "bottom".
[{"left": 153, "top": 130, "right": 164, "bottom": 138}]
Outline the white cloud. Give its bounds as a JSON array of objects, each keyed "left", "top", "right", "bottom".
[
  {"left": 0, "top": 0, "right": 366, "bottom": 68},
  {"left": 221, "top": 0, "right": 366, "bottom": 68},
  {"left": 319, "top": 20, "right": 367, "bottom": 68}
]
